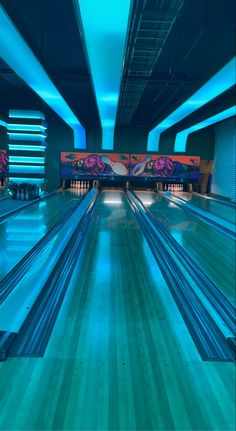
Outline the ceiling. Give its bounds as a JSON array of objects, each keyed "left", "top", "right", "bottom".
[{"left": 0, "top": 0, "right": 235, "bottom": 132}]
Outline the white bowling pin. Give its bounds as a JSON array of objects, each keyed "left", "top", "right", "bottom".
[
  {"left": 25, "top": 189, "right": 29, "bottom": 200},
  {"left": 131, "top": 156, "right": 151, "bottom": 176},
  {"left": 17, "top": 187, "right": 20, "bottom": 200},
  {"left": 101, "top": 155, "right": 128, "bottom": 176},
  {"left": 21, "top": 189, "right": 25, "bottom": 200}
]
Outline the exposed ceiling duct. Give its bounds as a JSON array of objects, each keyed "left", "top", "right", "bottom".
[{"left": 117, "top": 0, "right": 183, "bottom": 125}]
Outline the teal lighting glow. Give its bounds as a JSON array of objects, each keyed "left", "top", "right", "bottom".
[
  {"left": 9, "top": 156, "right": 45, "bottom": 164},
  {"left": 8, "top": 144, "right": 46, "bottom": 151},
  {"left": 0, "top": 6, "right": 86, "bottom": 149},
  {"left": 7, "top": 132, "right": 47, "bottom": 141},
  {"left": 9, "top": 110, "right": 45, "bottom": 120},
  {"left": 9, "top": 165, "right": 45, "bottom": 174},
  {"left": 7, "top": 123, "right": 47, "bottom": 132},
  {"left": 0, "top": 119, "right": 6, "bottom": 127},
  {"left": 148, "top": 57, "right": 236, "bottom": 151},
  {"left": 174, "top": 106, "right": 236, "bottom": 152},
  {"left": 76, "top": 0, "right": 132, "bottom": 150},
  {"left": 9, "top": 177, "right": 44, "bottom": 184}
]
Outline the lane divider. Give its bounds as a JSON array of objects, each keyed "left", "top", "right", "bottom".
[
  {"left": 160, "top": 192, "right": 236, "bottom": 240},
  {"left": 0, "top": 190, "right": 59, "bottom": 225},
  {"left": 0, "top": 191, "right": 88, "bottom": 304},
  {"left": 0, "top": 189, "right": 97, "bottom": 360},
  {"left": 126, "top": 191, "right": 235, "bottom": 362},
  {"left": 133, "top": 191, "right": 236, "bottom": 334},
  {"left": 9, "top": 192, "right": 98, "bottom": 358}
]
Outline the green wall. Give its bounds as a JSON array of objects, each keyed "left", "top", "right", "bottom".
[{"left": 46, "top": 123, "right": 74, "bottom": 191}]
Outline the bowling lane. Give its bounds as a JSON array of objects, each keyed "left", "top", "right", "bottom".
[
  {"left": 172, "top": 192, "right": 236, "bottom": 224},
  {"left": 135, "top": 191, "right": 235, "bottom": 306},
  {"left": 10, "top": 189, "right": 232, "bottom": 431},
  {"left": 0, "top": 189, "right": 84, "bottom": 281}
]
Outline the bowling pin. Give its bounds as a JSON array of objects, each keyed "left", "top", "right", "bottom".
[
  {"left": 25, "top": 188, "right": 29, "bottom": 200},
  {"left": 101, "top": 155, "right": 128, "bottom": 176},
  {"left": 131, "top": 156, "right": 151, "bottom": 176},
  {"left": 17, "top": 187, "right": 20, "bottom": 200},
  {"left": 21, "top": 189, "right": 25, "bottom": 200}
]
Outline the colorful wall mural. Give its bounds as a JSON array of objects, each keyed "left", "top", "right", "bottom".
[
  {"left": 61, "top": 152, "right": 129, "bottom": 177},
  {"left": 61, "top": 152, "right": 200, "bottom": 179},
  {"left": 130, "top": 155, "right": 200, "bottom": 179},
  {"left": 0, "top": 150, "right": 8, "bottom": 176}
]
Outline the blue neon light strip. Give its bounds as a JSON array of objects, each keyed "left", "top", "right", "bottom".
[
  {"left": 0, "top": 6, "right": 86, "bottom": 149},
  {"left": 7, "top": 123, "right": 47, "bottom": 132},
  {"left": 76, "top": 0, "right": 131, "bottom": 150},
  {"left": 9, "top": 177, "right": 44, "bottom": 184},
  {"left": 9, "top": 145, "right": 46, "bottom": 151},
  {"left": 9, "top": 156, "right": 45, "bottom": 164},
  {"left": 174, "top": 106, "right": 236, "bottom": 152},
  {"left": 7, "top": 132, "right": 47, "bottom": 141},
  {"left": 148, "top": 57, "right": 236, "bottom": 151},
  {"left": 0, "top": 119, "right": 7, "bottom": 127},
  {"left": 9, "top": 165, "right": 45, "bottom": 174},
  {"left": 9, "top": 109, "right": 45, "bottom": 120}
]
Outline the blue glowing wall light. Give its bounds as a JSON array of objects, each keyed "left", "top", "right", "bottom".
[
  {"left": 76, "top": 0, "right": 132, "bottom": 150},
  {"left": 0, "top": 7, "right": 86, "bottom": 149},
  {"left": 8, "top": 145, "right": 46, "bottom": 151},
  {"left": 174, "top": 106, "right": 236, "bottom": 152},
  {"left": 0, "top": 119, "right": 7, "bottom": 128},
  {"left": 9, "top": 110, "right": 45, "bottom": 120},
  {"left": 9, "top": 177, "right": 45, "bottom": 184},
  {"left": 148, "top": 57, "right": 236, "bottom": 151},
  {"left": 7, "top": 124, "right": 47, "bottom": 132},
  {"left": 9, "top": 165, "right": 45, "bottom": 174},
  {"left": 7, "top": 132, "right": 47, "bottom": 141},
  {"left": 9, "top": 156, "right": 45, "bottom": 164}
]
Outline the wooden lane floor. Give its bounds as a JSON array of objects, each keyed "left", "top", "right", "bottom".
[
  {"left": 0, "top": 191, "right": 235, "bottom": 430},
  {"left": 0, "top": 190, "right": 84, "bottom": 281},
  {"left": 136, "top": 191, "right": 236, "bottom": 307},
  {"left": 171, "top": 192, "right": 236, "bottom": 225}
]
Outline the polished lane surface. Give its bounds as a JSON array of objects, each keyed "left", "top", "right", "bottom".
[
  {"left": 0, "top": 189, "right": 84, "bottom": 281},
  {"left": 136, "top": 191, "right": 236, "bottom": 306},
  {"left": 0, "top": 190, "right": 233, "bottom": 430},
  {"left": 172, "top": 192, "right": 236, "bottom": 224}
]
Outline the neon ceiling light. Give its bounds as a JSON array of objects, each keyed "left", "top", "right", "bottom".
[
  {"left": 76, "top": 0, "right": 132, "bottom": 150},
  {"left": 0, "top": 6, "right": 85, "bottom": 149},
  {"left": 148, "top": 57, "right": 236, "bottom": 151},
  {"left": 174, "top": 106, "right": 236, "bottom": 152}
]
